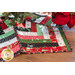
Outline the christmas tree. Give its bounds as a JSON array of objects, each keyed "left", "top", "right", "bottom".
[{"left": 2, "top": 12, "right": 37, "bottom": 25}]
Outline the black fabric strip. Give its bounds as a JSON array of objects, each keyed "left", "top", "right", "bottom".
[
  {"left": 0, "top": 33, "right": 16, "bottom": 43},
  {"left": 15, "top": 26, "right": 31, "bottom": 31},
  {"left": 14, "top": 50, "right": 21, "bottom": 56},
  {"left": 23, "top": 20, "right": 26, "bottom": 23},
  {"left": 8, "top": 17, "right": 13, "bottom": 19},
  {"left": 33, "top": 13, "right": 47, "bottom": 17},
  {"left": 0, "top": 26, "right": 5, "bottom": 35},
  {"left": 21, "top": 43, "right": 59, "bottom": 48},
  {"left": 1, "top": 16, "right": 5, "bottom": 19},
  {"left": 52, "top": 16, "right": 55, "bottom": 19}
]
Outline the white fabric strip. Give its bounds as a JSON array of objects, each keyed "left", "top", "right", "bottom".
[
  {"left": 25, "top": 21, "right": 31, "bottom": 28},
  {"left": 34, "top": 17, "right": 45, "bottom": 23},
  {"left": 53, "top": 27, "right": 65, "bottom": 46},
  {"left": 17, "top": 30, "right": 38, "bottom": 36},
  {"left": 0, "top": 37, "right": 17, "bottom": 48},
  {"left": 4, "top": 26, "right": 14, "bottom": 33},
  {"left": 42, "top": 26, "right": 50, "bottom": 39}
]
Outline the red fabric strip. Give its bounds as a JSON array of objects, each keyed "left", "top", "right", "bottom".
[
  {"left": 0, "top": 22, "right": 8, "bottom": 30},
  {"left": 0, "top": 41, "right": 19, "bottom": 51},
  {"left": 40, "top": 16, "right": 51, "bottom": 24},
  {"left": 18, "top": 34, "right": 44, "bottom": 39},
  {"left": 31, "top": 22, "right": 37, "bottom": 32}
]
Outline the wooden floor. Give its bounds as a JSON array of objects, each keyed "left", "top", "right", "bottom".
[{"left": 10, "top": 31, "right": 75, "bottom": 62}]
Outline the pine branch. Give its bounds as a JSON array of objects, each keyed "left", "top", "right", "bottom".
[{"left": 2, "top": 12, "right": 37, "bottom": 25}]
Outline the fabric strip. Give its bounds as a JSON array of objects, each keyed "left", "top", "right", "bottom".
[
  {"left": 3, "top": 26, "right": 14, "bottom": 33},
  {"left": 17, "top": 30, "right": 38, "bottom": 36},
  {"left": 0, "top": 30, "right": 15, "bottom": 39},
  {"left": 21, "top": 43, "right": 59, "bottom": 47},
  {"left": 34, "top": 17, "right": 45, "bottom": 23},
  {"left": 0, "top": 33, "right": 16, "bottom": 43},
  {"left": 53, "top": 27, "right": 65, "bottom": 46},
  {"left": 0, "top": 37, "right": 18, "bottom": 48}
]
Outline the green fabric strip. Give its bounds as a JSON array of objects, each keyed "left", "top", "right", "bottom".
[
  {"left": 4, "top": 19, "right": 13, "bottom": 27},
  {"left": 46, "top": 19, "right": 52, "bottom": 26},
  {"left": 37, "top": 16, "right": 41, "bottom": 18},
  {"left": 58, "top": 27, "right": 70, "bottom": 51},
  {"left": 36, "top": 24, "right": 43, "bottom": 36},
  {"left": 31, "top": 18, "right": 36, "bottom": 21},
  {"left": 20, "top": 39, "right": 51, "bottom": 43},
  {"left": 0, "top": 30, "right": 15, "bottom": 39},
  {"left": 0, "top": 13, "right": 2, "bottom": 17},
  {"left": 42, "top": 49, "right": 48, "bottom": 51}
]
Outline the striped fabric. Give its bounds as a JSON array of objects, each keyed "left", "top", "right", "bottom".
[
  {"left": 33, "top": 12, "right": 47, "bottom": 17},
  {"left": 0, "top": 12, "right": 72, "bottom": 60},
  {"left": 0, "top": 20, "right": 21, "bottom": 61},
  {"left": 16, "top": 16, "right": 71, "bottom": 53},
  {"left": 17, "top": 23, "right": 53, "bottom": 41},
  {"left": 34, "top": 16, "right": 52, "bottom": 25},
  {"left": 15, "top": 16, "right": 52, "bottom": 31}
]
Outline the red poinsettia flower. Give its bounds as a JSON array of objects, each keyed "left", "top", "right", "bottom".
[{"left": 52, "top": 12, "right": 70, "bottom": 25}]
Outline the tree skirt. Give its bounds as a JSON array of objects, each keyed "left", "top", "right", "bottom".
[
  {"left": 0, "top": 20, "right": 21, "bottom": 61},
  {"left": 0, "top": 13, "right": 72, "bottom": 61},
  {"left": 15, "top": 15, "right": 72, "bottom": 54}
]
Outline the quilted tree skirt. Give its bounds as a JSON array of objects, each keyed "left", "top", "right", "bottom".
[
  {"left": 15, "top": 14, "right": 72, "bottom": 54},
  {"left": 0, "top": 13, "right": 72, "bottom": 61},
  {"left": 0, "top": 20, "right": 21, "bottom": 61}
]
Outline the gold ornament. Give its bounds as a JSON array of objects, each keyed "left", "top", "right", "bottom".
[{"left": 1, "top": 48, "right": 14, "bottom": 61}]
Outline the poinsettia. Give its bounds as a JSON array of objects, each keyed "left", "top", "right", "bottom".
[{"left": 52, "top": 12, "right": 75, "bottom": 28}]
